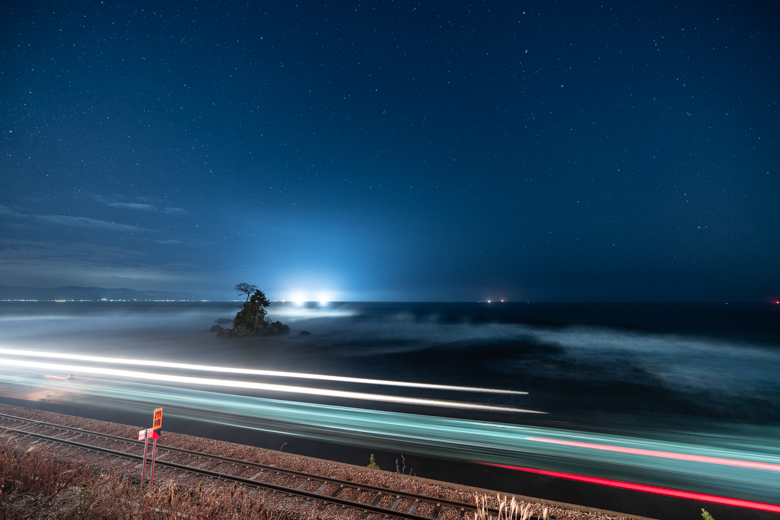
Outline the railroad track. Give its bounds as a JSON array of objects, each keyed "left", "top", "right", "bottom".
[{"left": 0, "top": 412, "right": 534, "bottom": 520}]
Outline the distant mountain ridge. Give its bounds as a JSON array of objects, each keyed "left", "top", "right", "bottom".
[{"left": 0, "top": 285, "right": 192, "bottom": 301}]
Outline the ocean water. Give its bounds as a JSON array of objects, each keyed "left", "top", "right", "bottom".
[
  {"left": 1, "top": 301, "right": 778, "bottom": 438},
  {"left": 2, "top": 301, "right": 780, "bottom": 518}
]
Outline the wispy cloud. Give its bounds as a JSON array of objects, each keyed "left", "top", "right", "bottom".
[
  {"left": 96, "top": 195, "right": 188, "bottom": 215},
  {"left": 1, "top": 205, "right": 144, "bottom": 232},
  {"left": 0, "top": 238, "right": 191, "bottom": 288},
  {"left": 0, "top": 205, "right": 24, "bottom": 217},
  {"left": 108, "top": 202, "right": 157, "bottom": 211},
  {"left": 162, "top": 207, "right": 187, "bottom": 215},
  {"left": 34, "top": 214, "right": 143, "bottom": 232},
  {"left": 154, "top": 237, "right": 215, "bottom": 247}
]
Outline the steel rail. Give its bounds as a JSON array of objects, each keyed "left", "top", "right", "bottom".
[{"left": 0, "top": 412, "right": 536, "bottom": 520}]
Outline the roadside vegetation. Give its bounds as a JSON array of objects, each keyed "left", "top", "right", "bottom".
[{"left": 0, "top": 438, "right": 304, "bottom": 519}]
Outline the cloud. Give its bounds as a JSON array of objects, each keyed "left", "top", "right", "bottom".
[
  {"left": 0, "top": 205, "right": 24, "bottom": 217},
  {"left": 162, "top": 207, "right": 187, "bottom": 215},
  {"left": 1, "top": 205, "right": 144, "bottom": 233},
  {"left": 96, "top": 195, "right": 188, "bottom": 215},
  {"left": 0, "top": 238, "right": 190, "bottom": 289},
  {"left": 34, "top": 214, "right": 143, "bottom": 232},
  {"left": 154, "top": 238, "right": 215, "bottom": 247},
  {"left": 108, "top": 202, "right": 157, "bottom": 211}
]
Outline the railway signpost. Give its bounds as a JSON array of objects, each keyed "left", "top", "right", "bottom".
[
  {"left": 150, "top": 408, "right": 163, "bottom": 486},
  {"left": 140, "top": 408, "right": 163, "bottom": 487},
  {"left": 153, "top": 408, "right": 163, "bottom": 431}
]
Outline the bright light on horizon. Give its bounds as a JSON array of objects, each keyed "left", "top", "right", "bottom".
[{"left": 287, "top": 290, "right": 338, "bottom": 305}]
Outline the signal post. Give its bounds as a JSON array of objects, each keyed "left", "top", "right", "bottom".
[{"left": 139, "top": 407, "right": 163, "bottom": 487}]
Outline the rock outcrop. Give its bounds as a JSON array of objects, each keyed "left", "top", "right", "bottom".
[
  {"left": 217, "top": 319, "right": 290, "bottom": 337},
  {"left": 214, "top": 287, "right": 290, "bottom": 337}
]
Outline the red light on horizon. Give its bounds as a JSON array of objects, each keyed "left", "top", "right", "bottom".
[{"left": 479, "top": 462, "right": 780, "bottom": 513}]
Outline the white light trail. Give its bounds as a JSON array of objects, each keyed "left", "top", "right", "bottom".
[
  {"left": 0, "top": 358, "right": 545, "bottom": 414},
  {"left": 0, "top": 348, "right": 526, "bottom": 395}
]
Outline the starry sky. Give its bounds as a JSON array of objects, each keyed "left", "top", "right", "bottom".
[{"left": 1, "top": 1, "right": 778, "bottom": 301}]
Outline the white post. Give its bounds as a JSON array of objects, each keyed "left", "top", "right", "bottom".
[
  {"left": 141, "top": 435, "right": 149, "bottom": 486},
  {"left": 150, "top": 437, "right": 158, "bottom": 487}
]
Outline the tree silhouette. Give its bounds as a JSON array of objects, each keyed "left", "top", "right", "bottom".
[
  {"left": 234, "top": 283, "right": 258, "bottom": 302},
  {"left": 249, "top": 289, "right": 270, "bottom": 308}
]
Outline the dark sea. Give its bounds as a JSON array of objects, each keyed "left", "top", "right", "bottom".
[
  {"left": 2, "top": 301, "right": 779, "bottom": 434},
  {"left": 1, "top": 301, "right": 779, "bottom": 518}
]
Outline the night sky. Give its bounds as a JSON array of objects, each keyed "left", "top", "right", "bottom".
[{"left": 2, "top": 1, "right": 778, "bottom": 302}]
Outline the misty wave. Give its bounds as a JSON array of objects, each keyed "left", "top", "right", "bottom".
[{"left": 1, "top": 301, "right": 778, "bottom": 426}]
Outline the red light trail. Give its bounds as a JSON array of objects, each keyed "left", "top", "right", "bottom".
[
  {"left": 481, "top": 463, "right": 780, "bottom": 513},
  {"left": 526, "top": 437, "right": 780, "bottom": 472}
]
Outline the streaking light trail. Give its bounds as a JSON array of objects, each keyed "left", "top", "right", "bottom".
[
  {"left": 0, "top": 358, "right": 543, "bottom": 413},
  {"left": 481, "top": 463, "right": 780, "bottom": 514},
  {"left": 526, "top": 437, "right": 780, "bottom": 472},
  {"left": 0, "top": 348, "right": 525, "bottom": 395},
  {"left": 1, "top": 374, "right": 778, "bottom": 508}
]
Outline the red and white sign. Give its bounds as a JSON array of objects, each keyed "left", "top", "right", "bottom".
[{"left": 138, "top": 428, "right": 161, "bottom": 441}]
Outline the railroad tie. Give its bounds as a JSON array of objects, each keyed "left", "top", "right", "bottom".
[
  {"left": 248, "top": 471, "right": 265, "bottom": 481},
  {"left": 432, "top": 503, "right": 442, "bottom": 519},
  {"left": 390, "top": 496, "right": 402, "bottom": 511},
  {"left": 328, "top": 484, "right": 344, "bottom": 497},
  {"left": 408, "top": 499, "right": 420, "bottom": 515},
  {"left": 314, "top": 483, "right": 329, "bottom": 494},
  {"left": 296, "top": 480, "right": 311, "bottom": 491},
  {"left": 369, "top": 493, "right": 383, "bottom": 506},
  {"left": 346, "top": 487, "right": 362, "bottom": 502},
  {"left": 230, "top": 465, "right": 247, "bottom": 477}
]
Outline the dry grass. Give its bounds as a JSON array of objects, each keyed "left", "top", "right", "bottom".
[
  {"left": 0, "top": 437, "right": 312, "bottom": 519},
  {"left": 472, "top": 494, "right": 549, "bottom": 520}
]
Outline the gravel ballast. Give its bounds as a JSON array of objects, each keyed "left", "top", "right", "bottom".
[{"left": 0, "top": 403, "right": 651, "bottom": 520}]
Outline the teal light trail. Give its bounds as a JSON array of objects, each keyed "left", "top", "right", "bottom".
[{"left": 1, "top": 373, "right": 778, "bottom": 508}]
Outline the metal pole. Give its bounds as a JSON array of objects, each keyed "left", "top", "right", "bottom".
[
  {"left": 150, "top": 437, "right": 157, "bottom": 487},
  {"left": 141, "top": 435, "right": 149, "bottom": 487}
]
